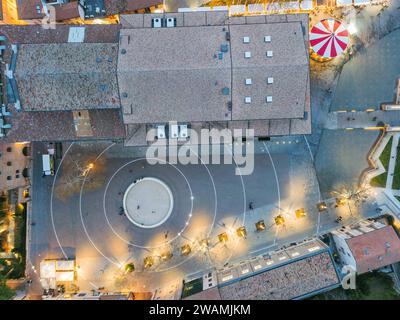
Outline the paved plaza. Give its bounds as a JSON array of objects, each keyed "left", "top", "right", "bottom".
[
  {"left": 331, "top": 28, "right": 400, "bottom": 111},
  {"left": 26, "top": 137, "right": 385, "bottom": 293}
]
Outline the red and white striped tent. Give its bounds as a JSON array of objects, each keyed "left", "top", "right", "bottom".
[{"left": 310, "top": 19, "right": 349, "bottom": 58}]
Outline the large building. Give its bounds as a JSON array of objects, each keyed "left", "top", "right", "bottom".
[
  {"left": 15, "top": 0, "right": 163, "bottom": 22},
  {"left": 332, "top": 219, "right": 400, "bottom": 274},
  {"left": 1, "top": 11, "right": 311, "bottom": 146},
  {"left": 120, "top": 12, "right": 311, "bottom": 146},
  {"left": 182, "top": 239, "right": 340, "bottom": 300},
  {"left": 0, "top": 142, "right": 30, "bottom": 193}
]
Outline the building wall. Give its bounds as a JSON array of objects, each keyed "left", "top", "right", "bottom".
[
  {"left": 332, "top": 233, "right": 357, "bottom": 272},
  {"left": 0, "top": 142, "right": 30, "bottom": 192}
]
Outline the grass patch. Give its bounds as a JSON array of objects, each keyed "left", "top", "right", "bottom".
[
  {"left": 370, "top": 137, "right": 393, "bottom": 188},
  {"left": 311, "top": 271, "right": 400, "bottom": 300},
  {"left": 392, "top": 144, "right": 400, "bottom": 190},
  {"left": 0, "top": 274, "right": 15, "bottom": 300},
  {"left": 181, "top": 278, "right": 203, "bottom": 299},
  {"left": 0, "top": 202, "right": 26, "bottom": 280},
  {"left": 11, "top": 203, "right": 26, "bottom": 279}
]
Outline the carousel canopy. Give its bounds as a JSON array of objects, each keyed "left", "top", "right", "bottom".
[{"left": 310, "top": 19, "right": 349, "bottom": 58}]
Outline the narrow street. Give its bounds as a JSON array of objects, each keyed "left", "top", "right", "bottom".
[{"left": 323, "top": 110, "right": 400, "bottom": 130}]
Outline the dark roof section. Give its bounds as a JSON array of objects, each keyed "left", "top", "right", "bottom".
[
  {"left": 52, "top": 2, "right": 83, "bottom": 21},
  {"left": 125, "top": 0, "right": 162, "bottom": 11},
  {"left": 82, "top": 0, "right": 106, "bottom": 18},
  {"left": 104, "top": 0, "right": 162, "bottom": 15},
  {"left": 17, "top": 0, "right": 45, "bottom": 20},
  {"left": 15, "top": 43, "right": 120, "bottom": 111},
  {"left": 3, "top": 109, "right": 125, "bottom": 143},
  {"left": 0, "top": 24, "right": 121, "bottom": 44}
]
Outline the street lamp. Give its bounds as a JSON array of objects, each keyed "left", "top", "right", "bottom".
[
  {"left": 317, "top": 202, "right": 327, "bottom": 212},
  {"left": 144, "top": 256, "right": 154, "bottom": 269},
  {"left": 218, "top": 232, "right": 228, "bottom": 243},
  {"left": 181, "top": 244, "right": 191, "bottom": 256},
  {"left": 255, "top": 220, "right": 266, "bottom": 232},
  {"left": 336, "top": 197, "right": 347, "bottom": 207},
  {"left": 236, "top": 226, "right": 247, "bottom": 238},
  {"left": 160, "top": 251, "right": 173, "bottom": 261},
  {"left": 274, "top": 215, "right": 285, "bottom": 226},
  {"left": 81, "top": 163, "right": 95, "bottom": 177},
  {"left": 199, "top": 239, "right": 209, "bottom": 250},
  {"left": 295, "top": 208, "right": 306, "bottom": 219},
  {"left": 125, "top": 263, "right": 135, "bottom": 273}
]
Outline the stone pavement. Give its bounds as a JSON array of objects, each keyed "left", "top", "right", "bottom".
[
  {"left": 386, "top": 133, "right": 400, "bottom": 189},
  {"left": 323, "top": 110, "right": 400, "bottom": 130}
]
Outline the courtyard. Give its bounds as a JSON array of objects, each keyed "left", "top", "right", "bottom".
[{"left": 25, "top": 136, "right": 384, "bottom": 294}]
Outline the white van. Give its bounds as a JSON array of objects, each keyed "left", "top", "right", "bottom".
[{"left": 42, "top": 154, "right": 54, "bottom": 176}]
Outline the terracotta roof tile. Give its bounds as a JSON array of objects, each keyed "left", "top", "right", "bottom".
[
  {"left": 347, "top": 226, "right": 400, "bottom": 274},
  {"left": 17, "top": 0, "right": 45, "bottom": 20}
]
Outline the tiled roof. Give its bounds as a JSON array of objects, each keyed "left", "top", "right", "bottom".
[
  {"left": 2, "top": 109, "right": 125, "bottom": 143},
  {"left": 118, "top": 26, "right": 232, "bottom": 123},
  {"left": 230, "top": 22, "right": 309, "bottom": 121},
  {"left": 15, "top": 43, "right": 120, "bottom": 111},
  {"left": 118, "top": 13, "right": 310, "bottom": 124},
  {"left": 347, "top": 225, "right": 400, "bottom": 274},
  {"left": 183, "top": 287, "right": 221, "bottom": 300},
  {"left": 52, "top": 2, "right": 82, "bottom": 21},
  {"left": 218, "top": 252, "right": 339, "bottom": 300},
  {"left": 104, "top": 0, "right": 162, "bottom": 15},
  {"left": 0, "top": 24, "right": 121, "bottom": 44},
  {"left": 17, "top": 0, "right": 45, "bottom": 20},
  {"left": 125, "top": 0, "right": 162, "bottom": 11}
]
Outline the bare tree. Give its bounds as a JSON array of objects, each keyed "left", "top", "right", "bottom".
[{"left": 54, "top": 150, "right": 107, "bottom": 201}]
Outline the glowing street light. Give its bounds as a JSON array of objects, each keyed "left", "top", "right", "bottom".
[
  {"left": 199, "top": 239, "right": 209, "bottom": 250},
  {"left": 218, "top": 232, "right": 228, "bottom": 243},
  {"left": 317, "top": 202, "right": 327, "bottom": 212},
  {"left": 274, "top": 215, "right": 285, "bottom": 226},
  {"left": 125, "top": 263, "right": 135, "bottom": 273},
  {"left": 255, "top": 220, "right": 266, "bottom": 232},
  {"left": 81, "top": 163, "right": 95, "bottom": 177},
  {"left": 144, "top": 256, "right": 154, "bottom": 269},
  {"left": 295, "top": 208, "right": 306, "bottom": 219},
  {"left": 336, "top": 198, "right": 347, "bottom": 207},
  {"left": 347, "top": 22, "right": 357, "bottom": 35},
  {"left": 181, "top": 244, "right": 191, "bottom": 256},
  {"left": 160, "top": 251, "right": 173, "bottom": 261},
  {"left": 236, "top": 226, "right": 247, "bottom": 238}
]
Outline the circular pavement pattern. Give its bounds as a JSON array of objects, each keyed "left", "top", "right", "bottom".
[{"left": 123, "top": 177, "right": 174, "bottom": 228}]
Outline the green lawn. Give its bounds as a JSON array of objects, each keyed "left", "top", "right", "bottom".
[
  {"left": 392, "top": 144, "right": 400, "bottom": 190},
  {"left": 0, "top": 275, "right": 15, "bottom": 300},
  {"left": 311, "top": 271, "right": 400, "bottom": 300},
  {"left": 181, "top": 278, "right": 203, "bottom": 298},
  {"left": 370, "top": 137, "right": 393, "bottom": 188},
  {"left": 0, "top": 202, "right": 26, "bottom": 281}
]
